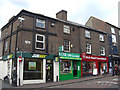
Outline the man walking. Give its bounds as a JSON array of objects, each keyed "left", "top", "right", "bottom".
[{"left": 115, "top": 64, "right": 118, "bottom": 75}]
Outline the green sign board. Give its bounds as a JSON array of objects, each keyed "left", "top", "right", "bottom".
[
  {"left": 2, "top": 53, "right": 15, "bottom": 60},
  {"left": 59, "top": 52, "right": 82, "bottom": 60},
  {"left": 2, "top": 51, "right": 55, "bottom": 60},
  {"left": 59, "top": 46, "right": 64, "bottom": 52}
]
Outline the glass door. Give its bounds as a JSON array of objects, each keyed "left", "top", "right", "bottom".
[
  {"left": 73, "top": 61, "right": 77, "bottom": 77},
  {"left": 46, "top": 60, "right": 53, "bottom": 82}
]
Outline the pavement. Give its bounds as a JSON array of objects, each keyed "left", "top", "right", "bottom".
[{"left": 1, "top": 74, "right": 119, "bottom": 89}]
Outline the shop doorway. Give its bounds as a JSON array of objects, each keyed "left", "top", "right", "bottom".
[
  {"left": 73, "top": 61, "right": 77, "bottom": 77},
  {"left": 98, "top": 62, "right": 101, "bottom": 74},
  {"left": 46, "top": 60, "right": 53, "bottom": 82}
]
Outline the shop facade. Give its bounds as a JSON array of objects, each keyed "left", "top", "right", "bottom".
[
  {"left": 1, "top": 51, "right": 59, "bottom": 86},
  {"left": 108, "top": 56, "right": 120, "bottom": 74},
  {"left": 59, "top": 52, "right": 82, "bottom": 81},
  {"left": 81, "top": 53, "right": 109, "bottom": 77}
]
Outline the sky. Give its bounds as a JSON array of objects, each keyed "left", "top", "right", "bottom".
[{"left": 0, "top": 0, "right": 120, "bottom": 38}]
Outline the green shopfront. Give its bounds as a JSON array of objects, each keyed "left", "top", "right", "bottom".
[{"left": 59, "top": 52, "right": 82, "bottom": 81}]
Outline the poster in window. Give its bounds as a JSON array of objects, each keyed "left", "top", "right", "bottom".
[{"left": 29, "top": 62, "right": 36, "bottom": 70}]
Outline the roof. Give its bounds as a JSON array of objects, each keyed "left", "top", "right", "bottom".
[
  {"left": 1, "top": 9, "right": 107, "bottom": 34},
  {"left": 88, "top": 16, "right": 119, "bottom": 29}
]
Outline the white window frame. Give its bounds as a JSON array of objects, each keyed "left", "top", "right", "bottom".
[
  {"left": 63, "top": 25, "right": 70, "bottom": 34},
  {"left": 64, "top": 40, "right": 70, "bottom": 52},
  {"left": 86, "top": 43, "right": 91, "bottom": 54},
  {"left": 111, "top": 27, "right": 115, "bottom": 34},
  {"left": 100, "top": 46, "right": 105, "bottom": 56},
  {"left": 99, "top": 34, "right": 104, "bottom": 41},
  {"left": 85, "top": 30, "right": 90, "bottom": 38},
  {"left": 36, "top": 19, "right": 45, "bottom": 28},
  {"left": 35, "top": 34, "right": 45, "bottom": 50},
  {"left": 5, "top": 41, "right": 8, "bottom": 52},
  {"left": 112, "top": 34, "right": 116, "bottom": 43}
]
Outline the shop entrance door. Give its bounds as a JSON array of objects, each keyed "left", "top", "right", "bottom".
[
  {"left": 46, "top": 60, "right": 53, "bottom": 82},
  {"left": 73, "top": 61, "right": 77, "bottom": 77},
  {"left": 98, "top": 62, "right": 101, "bottom": 74}
]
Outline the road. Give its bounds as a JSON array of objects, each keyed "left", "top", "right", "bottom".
[{"left": 49, "top": 76, "right": 119, "bottom": 88}]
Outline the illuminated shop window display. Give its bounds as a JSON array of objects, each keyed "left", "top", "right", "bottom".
[
  {"left": 82, "top": 61, "right": 95, "bottom": 74},
  {"left": 60, "top": 60, "right": 72, "bottom": 74}
]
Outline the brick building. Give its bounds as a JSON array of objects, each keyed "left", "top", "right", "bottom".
[
  {"left": 0, "top": 10, "right": 109, "bottom": 86},
  {"left": 86, "top": 16, "right": 120, "bottom": 73}
]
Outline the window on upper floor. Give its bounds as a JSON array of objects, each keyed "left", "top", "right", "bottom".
[
  {"left": 63, "top": 25, "right": 70, "bottom": 34},
  {"left": 36, "top": 19, "right": 45, "bottom": 28},
  {"left": 85, "top": 30, "right": 90, "bottom": 38},
  {"left": 5, "top": 41, "right": 8, "bottom": 52},
  {"left": 99, "top": 34, "right": 104, "bottom": 42},
  {"left": 35, "top": 34, "right": 45, "bottom": 50},
  {"left": 111, "top": 27, "right": 115, "bottom": 34},
  {"left": 119, "top": 31, "right": 120, "bottom": 36},
  {"left": 112, "top": 34, "right": 116, "bottom": 43},
  {"left": 64, "top": 40, "right": 70, "bottom": 52},
  {"left": 100, "top": 46, "right": 105, "bottom": 56},
  {"left": 86, "top": 43, "right": 91, "bottom": 54}
]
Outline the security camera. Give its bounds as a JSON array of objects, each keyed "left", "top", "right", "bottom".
[{"left": 18, "top": 17, "right": 25, "bottom": 22}]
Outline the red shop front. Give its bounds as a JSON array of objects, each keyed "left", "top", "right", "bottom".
[{"left": 81, "top": 53, "right": 109, "bottom": 77}]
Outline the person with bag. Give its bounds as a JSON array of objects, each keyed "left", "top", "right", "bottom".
[{"left": 115, "top": 64, "right": 118, "bottom": 75}]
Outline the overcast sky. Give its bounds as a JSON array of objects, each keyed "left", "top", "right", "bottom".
[{"left": 0, "top": 0, "right": 120, "bottom": 38}]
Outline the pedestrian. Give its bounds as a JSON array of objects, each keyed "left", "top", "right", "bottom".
[{"left": 115, "top": 64, "right": 118, "bottom": 75}]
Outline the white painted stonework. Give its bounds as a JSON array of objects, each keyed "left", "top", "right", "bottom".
[{"left": 53, "top": 61, "right": 59, "bottom": 82}]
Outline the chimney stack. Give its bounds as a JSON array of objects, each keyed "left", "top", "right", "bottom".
[{"left": 56, "top": 10, "right": 67, "bottom": 21}]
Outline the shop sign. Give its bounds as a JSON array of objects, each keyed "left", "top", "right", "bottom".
[
  {"left": 55, "top": 57, "right": 59, "bottom": 62},
  {"left": 32, "top": 54, "right": 47, "bottom": 58},
  {"left": 59, "top": 46, "right": 64, "bottom": 52},
  {"left": 2, "top": 53, "right": 14, "bottom": 60},
  {"left": 59, "top": 52, "right": 82, "bottom": 60},
  {"left": 82, "top": 54, "right": 108, "bottom": 61}
]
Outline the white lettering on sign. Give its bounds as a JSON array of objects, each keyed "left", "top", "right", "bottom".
[
  {"left": 59, "top": 52, "right": 80, "bottom": 58},
  {"left": 32, "top": 54, "right": 40, "bottom": 58},
  {"left": 83, "top": 55, "right": 107, "bottom": 60}
]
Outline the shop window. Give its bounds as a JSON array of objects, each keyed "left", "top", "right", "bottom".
[
  {"left": 111, "top": 35, "right": 116, "bottom": 43},
  {"left": 99, "top": 62, "right": 108, "bottom": 74},
  {"left": 63, "top": 25, "right": 70, "bottom": 34},
  {"left": 100, "top": 46, "right": 105, "bottom": 56},
  {"left": 64, "top": 40, "right": 70, "bottom": 52},
  {"left": 111, "top": 27, "right": 115, "bottom": 34},
  {"left": 35, "top": 34, "right": 45, "bottom": 50},
  {"left": 60, "top": 60, "right": 72, "bottom": 74},
  {"left": 86, "top": 43, "right": 91, "bottom": 54},
  {"left": 82, "top": 61, "right": 95, "bottom": 74},
  {"left": 85, "top": 30, "right": 90, "bottom": 38},
  {"left": 119, "top": 31, "right": 120, "bottom": 36},
  {"left": 23, "top": 58, "right": 43, "bottom": 80},
  {"left": 36, "top": 19, "right": 45, "bottom": 28},
  {"left": 99, "top": 34, "right": 104, "bottom": 42}
]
